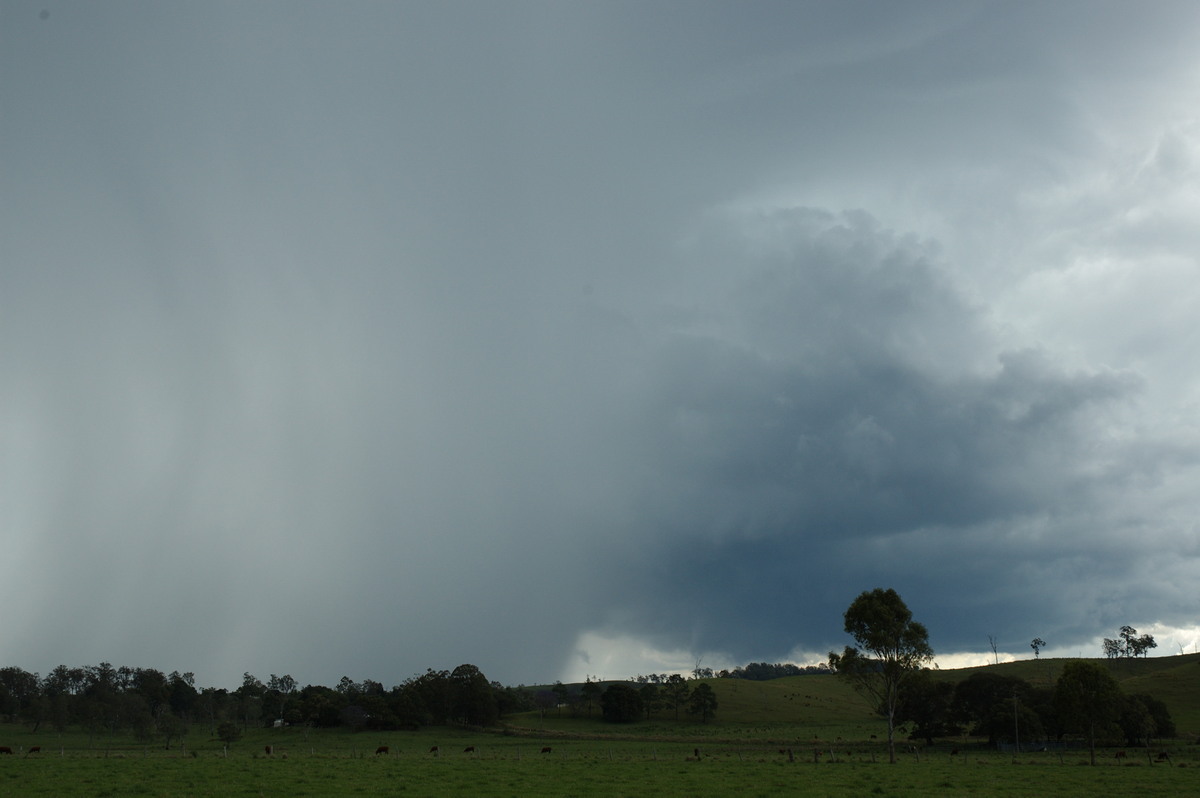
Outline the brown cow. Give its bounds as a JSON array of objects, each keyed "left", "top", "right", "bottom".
[
  {"left": 264, "top": 745, "right": 273, "bottom": 756},
  {"left": 0, "top": 746, "right": 11, "bottom": 754},
  {"left": 428, "top": 745, "right": 439, "bottom": 755},
  {"left": 375, "top": 746, "right": 389, "bottom": 755},
  {"left": 540, "top": 746, "right": 552, "bottom": 754},
  {"left": 26, "top": 746, "right": 40, "bottom": 755},
  {"left": 463, "top": 746, "right": 475, "bottom": 754},
  {"left": 1114, "top": 751, "right": 1126, "bottom": 761}
]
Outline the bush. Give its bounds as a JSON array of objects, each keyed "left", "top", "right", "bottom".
[
  {"left": 600, "top": 683, "right": 643, "bottom": 723},
  {"left": 216, "top": 722, "right": 241, "bottom": 745}
]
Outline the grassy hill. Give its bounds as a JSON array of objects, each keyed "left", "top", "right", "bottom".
[
  {"left": 931, "top": 652, "right": 1200, "bottom": 688},
  {"left": 932, "top": 653, "right": 1200, "bottom": 734},
  {"left": 508, "top": 675, "right": 876, "bottom": 743},
  {"left": 516, "top": 653, "right": 1200, "bottom": 744},
  {"left": 1119, "top": 655, "right": 1200, "bottom": 733}
]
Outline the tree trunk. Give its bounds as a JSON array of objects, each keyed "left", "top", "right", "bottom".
[{"left": 887, "top": 711, "right": 896, "bottom": 764}]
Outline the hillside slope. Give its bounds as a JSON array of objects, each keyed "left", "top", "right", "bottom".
[{"left": 531, "top": 654, "right": 1200, "bottom": 741}]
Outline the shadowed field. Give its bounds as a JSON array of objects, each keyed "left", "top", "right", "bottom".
[
  {"left": 2, "top": 742, "right": 1198, "bottom": 798},
  {"left": 2, "top": 654, "right": 1198, "bottom": 796}
]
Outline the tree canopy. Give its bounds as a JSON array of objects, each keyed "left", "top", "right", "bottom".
[
  {"left": 1103, "top": 626, "right": 1157, "bottom": 659},
  {"left": 686, "top": 683, "right": 718, "bottom": 724},
  {"left": 829, "top": 587, "right": 933, "bottom": 763},
  {"left": 600, "top": 683, "right": 643, "bottom": 723},
  {"left": 1056, "top": 660, "right": 1123, "bottom": 765}
]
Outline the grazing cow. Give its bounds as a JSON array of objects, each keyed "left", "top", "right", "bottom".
[
  {"left": 540, "top": 746, "right": 552, "bottom": 754},
  {"left": 0, "top": 747, "right": 11, "bottom": 755},
  {"left": 375, "top": 746, "right": 389, "bottom": 755},
  {"left": 26, "top": 746, "right": 41, "bottom": 755},
  {"left": 1156, "top": 751, "right": 1172, "bottom": 763},
  {"left": 264, "top": 745, "right": 273, "bottom": 756},
  {"left": 463, "top": 746, "right": 475, "bottom": 754},
  {"left": 428, "top": 746, "right": 439, "bottom": 755},
  {"left": 1114, "top": 751, "right": 1126, "bottom": 761}
]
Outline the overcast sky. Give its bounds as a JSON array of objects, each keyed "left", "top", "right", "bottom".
[{"left": 3, "top": 0, "right": 1199, "bottom": 689}]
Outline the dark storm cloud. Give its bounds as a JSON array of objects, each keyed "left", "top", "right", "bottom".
[{"left": 593, "top": 208, "right": 1167, "bottom": 662}]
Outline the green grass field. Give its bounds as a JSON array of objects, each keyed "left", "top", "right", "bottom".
[
  {"left": 3, "top": 654, "right": 1198, "bottom": 796},
  {"left": 3, "top": 736, "right": 1198, "bottom": 798}
]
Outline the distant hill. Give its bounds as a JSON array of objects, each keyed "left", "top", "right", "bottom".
[
  {"left": 530, "top": 653, "right": 1200, "bottom": 742},
  {"left": 928, "top": 652, "right": 1200, "bottom": 688}
]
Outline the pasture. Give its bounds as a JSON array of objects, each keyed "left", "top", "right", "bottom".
[
  {"left": 3, "top": 655, "right": 1198, "bottom": 796},
  {"left": 1, "top": 732, "right": 1197, "bottom": 798}
]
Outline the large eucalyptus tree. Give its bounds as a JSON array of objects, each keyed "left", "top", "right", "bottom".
[{"left": 829, "top": 587, "right": 933, "bottom": 763}]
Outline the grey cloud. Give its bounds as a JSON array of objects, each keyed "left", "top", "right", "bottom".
[
  {"left": 598, "top": 209, "right": 1161, "bottom": 659},
  {"left": 3, "top": 2, "right": 1199, "bottom": 687}
]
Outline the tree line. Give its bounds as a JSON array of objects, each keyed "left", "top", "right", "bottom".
[
  {"left": 0, "top": 662, "right": 535, "bottom": 746},
  {"left": 829, "top": 588, "right": 1175, "bottom": 765},
  {"left": 896, "top": 666, "right": 1174, "bottom": 757},
  {"left": 0, "top": 660, "right": 725, "bottom": 745},
  {"left": 543, "top": 676, "right": 719, "bottom": 724},
  {"left": 1103, "top": 626, "right": 1158, "bottom": 659},
  {"left": 630, "top": 662, "right": 832, "bottom": 683},
  {"left": 0, "top": 598, "right": 1171, "bottom": 753},
  {"left": 718, "top": 662, "right": 833, "bottom": 680}
]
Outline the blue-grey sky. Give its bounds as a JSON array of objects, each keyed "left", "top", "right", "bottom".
[{"left": 3, "top": 0, "right": 1199, "bottom": 688}]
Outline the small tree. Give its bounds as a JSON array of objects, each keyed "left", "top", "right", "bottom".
[
  {"left": 580, "top": 677, "right": 602, "bottom": 716},
  {"left": 216, "top": 721, "right": 241, "bottom": 745},
  {"left": 266, "top": 674, "right": 296, "bottom": 725},
  {"left": 449, "top": 664, "right": 498, "bottom": 726},
  {"left": 551, "top": 681, "right": 569, "bottom": 715},
  {"left": 1105, "top": 627, "right": 1157, "bottom": 659},
  {"left": 951, "top": 672, "right": 1030, "bottom": 746},
  {"left": 638, "top": 684, "right": 661, "bottom": 720},
  {"left": 158, "top": 711, "right": 187, "bottom": 750},
  {"left": 1118, "top": 695, "right": 1155, "bottom": 749},
  {"left": 1030, "top": 638, "right": 1045, "bottom": 659},
  {"left": 1055, "top": 661, "right": 1122, "bottom": 765},
  {"left": 895, "top": 671, "right": 957, "bottom": 745},
  {"left": 533, "top": 690, "right": 556, "bottom": 719},
  {"left": 236, "top": 673, "right": 264, "bottom": 730},
  {"left": 1120, "top": 693, "right": 1174, "bottom": 746},
  {"left": 829, "top": 588, "right": 933, "bottom": 763},
  {"left": 687, "top": 683, "right": 718, "bottom": 723},
  {"left": 600, "top": 683, "right": 643, "bottom": 723},
  {"left": 1125, "top": 628, "right": 1157, "bottom": 658},
  {"left": 662, "top": 674, "right": 690, "bottom": 720}
]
